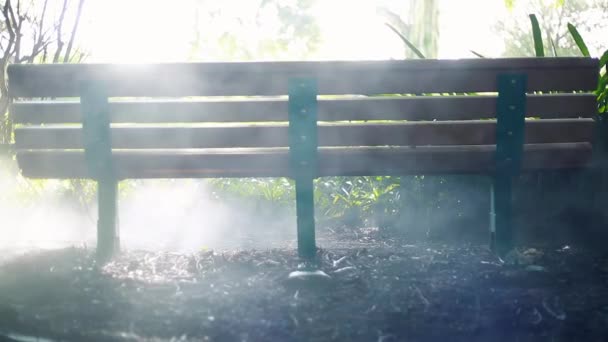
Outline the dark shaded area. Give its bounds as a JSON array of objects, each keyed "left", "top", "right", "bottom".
[
  {"left": 394, "top": 169, "right": 608, "bottom": 249},
  {"left": 1, "top": 229, "right": 607, "bottom": 342}
]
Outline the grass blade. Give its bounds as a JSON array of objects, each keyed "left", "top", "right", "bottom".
[
  {"left": 385, "top": 23, "right": 426, "bottom": 59},
  {"left": 567, "top": 23, "right": 590, "bottom": 57},
  {"left": 529, "top": 14, "right": 544, "bottom": 57},
  {"left": 470, "top": 50, "right": 486, "bottom": 58},
  {"left": 550, "top": 38, "right": 558, "bottom": 57}
]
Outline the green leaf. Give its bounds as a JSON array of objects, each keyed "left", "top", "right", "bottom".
[
  {"left": 385, "top": 23, "right": 426, "bottom": 59},
  {"left": 470, "top": 50, "right": 486, "bottom": 58},
  {"left": 597, "top": 74, "right": 608, "bottom": 94},
  {"left": 599, "top": 49, "right": 608, "bottom": 69},
  {"left": 567, "top": 23, "right": 590, "bottom": 57},
  {"left": 529, "top": 14, "right": 544, "bottom": 57},
  {"left": 597, "top": 74, "right": 608, "bottom": 97}
]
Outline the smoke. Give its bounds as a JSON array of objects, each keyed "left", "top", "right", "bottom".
[
  {"left": 118, "top": 179, "right": 296, "bottom": 252},
  {"left": 0, "top": 157, "right": 88, "bottom": 252},
  {"left": 0, "top": 156, "right": 296, "bottom": 260}
]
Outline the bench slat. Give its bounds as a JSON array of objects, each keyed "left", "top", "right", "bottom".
[
  {"left": 16, "top": 143, "right": 592, "bottom": 179},
  {"left": 14, "top": 119, "right": 594, "bottom": 150},
  {"left": 11, "top": 93, "right": 597, "bottom": 124},
  {"left": 8, "top": 58, "right": 598, "bottom": 98}
]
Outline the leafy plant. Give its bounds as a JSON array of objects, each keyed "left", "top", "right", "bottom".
[
  {"left": 526, "top": 13, "right": 607, "bottom": 113},
  {"left": 318, "top": 176, "right": 401, "bottom": 227},
  {"left": 563, "top": 22, "right": 607, "bottom": 113}
]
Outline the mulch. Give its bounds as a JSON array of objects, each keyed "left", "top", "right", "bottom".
[{"left": 1, "top": 229, "right": 607, "bottom": 342}]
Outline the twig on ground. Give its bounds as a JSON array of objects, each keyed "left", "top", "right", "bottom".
[{"left": 413, "top": 285, "right": 430, "bottom": 310}]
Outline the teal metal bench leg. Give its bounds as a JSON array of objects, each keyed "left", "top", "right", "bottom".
[
  {"left": 492, "top": 74, "right": 527, "bottom": 256},
  {"left": 592, "top": 114, "right": 608, "bottom": 213},
  {"left": 97, "top": 178, "right": 119, "bottom": 261},
  {"left": 80, "top": 81, "right": 119, "bottom": 262},
  {"left": 288, "top": 78, "right": 318, "bottom": 260},
  {"left": 294, "top": 176, "right": 316, "bottom": 259},
  {"left": 492, "top": 174, "right": 514, "bottom": 255}
]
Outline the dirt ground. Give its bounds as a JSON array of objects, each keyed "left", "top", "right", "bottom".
[{"left": 0, "top": 228, "right": 607, "bottom": 342}]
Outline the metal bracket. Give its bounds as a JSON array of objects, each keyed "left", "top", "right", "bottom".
[
  {"left": 288, "top": 78, "right": 318, "bottom": 260},
  {"left": 496, "top": 74, "right": 527, "bottom": 176},
  {"left": 80, "top": 81, "right": 114, "bottom": 181},
  {"left": 591, "top": 111, "right": 608, "bottom": 213},
  {"left": 289, "top": 78, "right": 318, "bottom": 178}
]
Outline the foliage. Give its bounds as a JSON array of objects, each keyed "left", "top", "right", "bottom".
[
  {"left": 525, "top": 11, "right": 607, "bottom": 113},
  {"left": 496, "top": 0, "right": 608, "bottom": 58},
  {"left": 316, "top": 176, "right": 400, "bottom": 227},
  {"left": 562, "top": 23, "right": 607, "bottom": 113},
  {"left": 189, "top": 0, "right": 321, "bottom": 60},
  {"left": 210, "top": 178, "right": 294, "bottom": 206}
]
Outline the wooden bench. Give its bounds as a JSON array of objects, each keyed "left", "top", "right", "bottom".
[{"left": 7, "top": 58, "right": 600, "bottom": 261}]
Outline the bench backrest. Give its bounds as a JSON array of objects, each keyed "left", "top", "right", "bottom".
[{"left": 8, "top": 58, "right": 599, "bottom": 178}]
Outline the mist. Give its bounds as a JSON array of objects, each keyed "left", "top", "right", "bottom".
[{"left": 0, "top": 156, "right": 297, "bottom": 261}]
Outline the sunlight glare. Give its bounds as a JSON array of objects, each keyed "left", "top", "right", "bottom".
[
  {"left": 82, "top": 0, "right": 195, "bottom": 63},
  {"left": 313, "top": 0, "right": 404, "bottom": 60},
  {"left": 80, "top": 0, "right": 508, "bottom": 63}
]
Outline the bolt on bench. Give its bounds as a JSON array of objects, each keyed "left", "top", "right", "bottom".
[{"left": 7, "top": 58, "right": 599, "bottom": 261}]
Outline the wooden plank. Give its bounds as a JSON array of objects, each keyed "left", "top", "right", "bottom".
[
  {"left": 11, "top": 93, "right": 597, "bottom": 124},
  {"left": 14, "top": 119, "right": 594, "bottom": 150},
  {"left": 8, "top": 58, "right": 599, "bottom": 98},
  {"left": 16, "top": 143, "right": 593, "bottom": 179}
]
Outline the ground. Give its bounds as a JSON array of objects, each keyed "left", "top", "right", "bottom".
[{"left": 0, "top": 229, "right": 607, "bottom": 342}]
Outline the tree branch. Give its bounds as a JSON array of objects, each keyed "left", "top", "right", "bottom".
[
  {"left": 33, "top": 0, "right": 49, "bottom": 57},
  {"left": 63, "top": 0, "right": 85, "bottom": 63},
  {"left": 52, "top": 0, "right": 69, "bottom": 63},
  {"left": 13, "top": 5, "right": 25, "bottom": 62},
  {"left": 18, "top": 40, "right": 51, "bottom": 63},
  {"left": 6, "top": 0, "right": 17, "bottom": 28},
  {"left": 1, "top": 0, "right": 15, "bottom": 62},
  {"left": 24, "top": 0, "right": 51, "bottom": 63}
]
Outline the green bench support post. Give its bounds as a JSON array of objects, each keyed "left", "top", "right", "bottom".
[
  {"left": 288, "top": 78, "right": 318, "bottom": 260},
  {"left": 592, "top": 63, "right": 608, "bottom": 213},
  {"left": 592, "top": 112, "right": 608, "bottom": 212},
  {"left": 492, "top": 74, "right": 527, "bottom": 256},
  {"left": 80, "top": 82, "right": 119, "bottom": 262}
]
